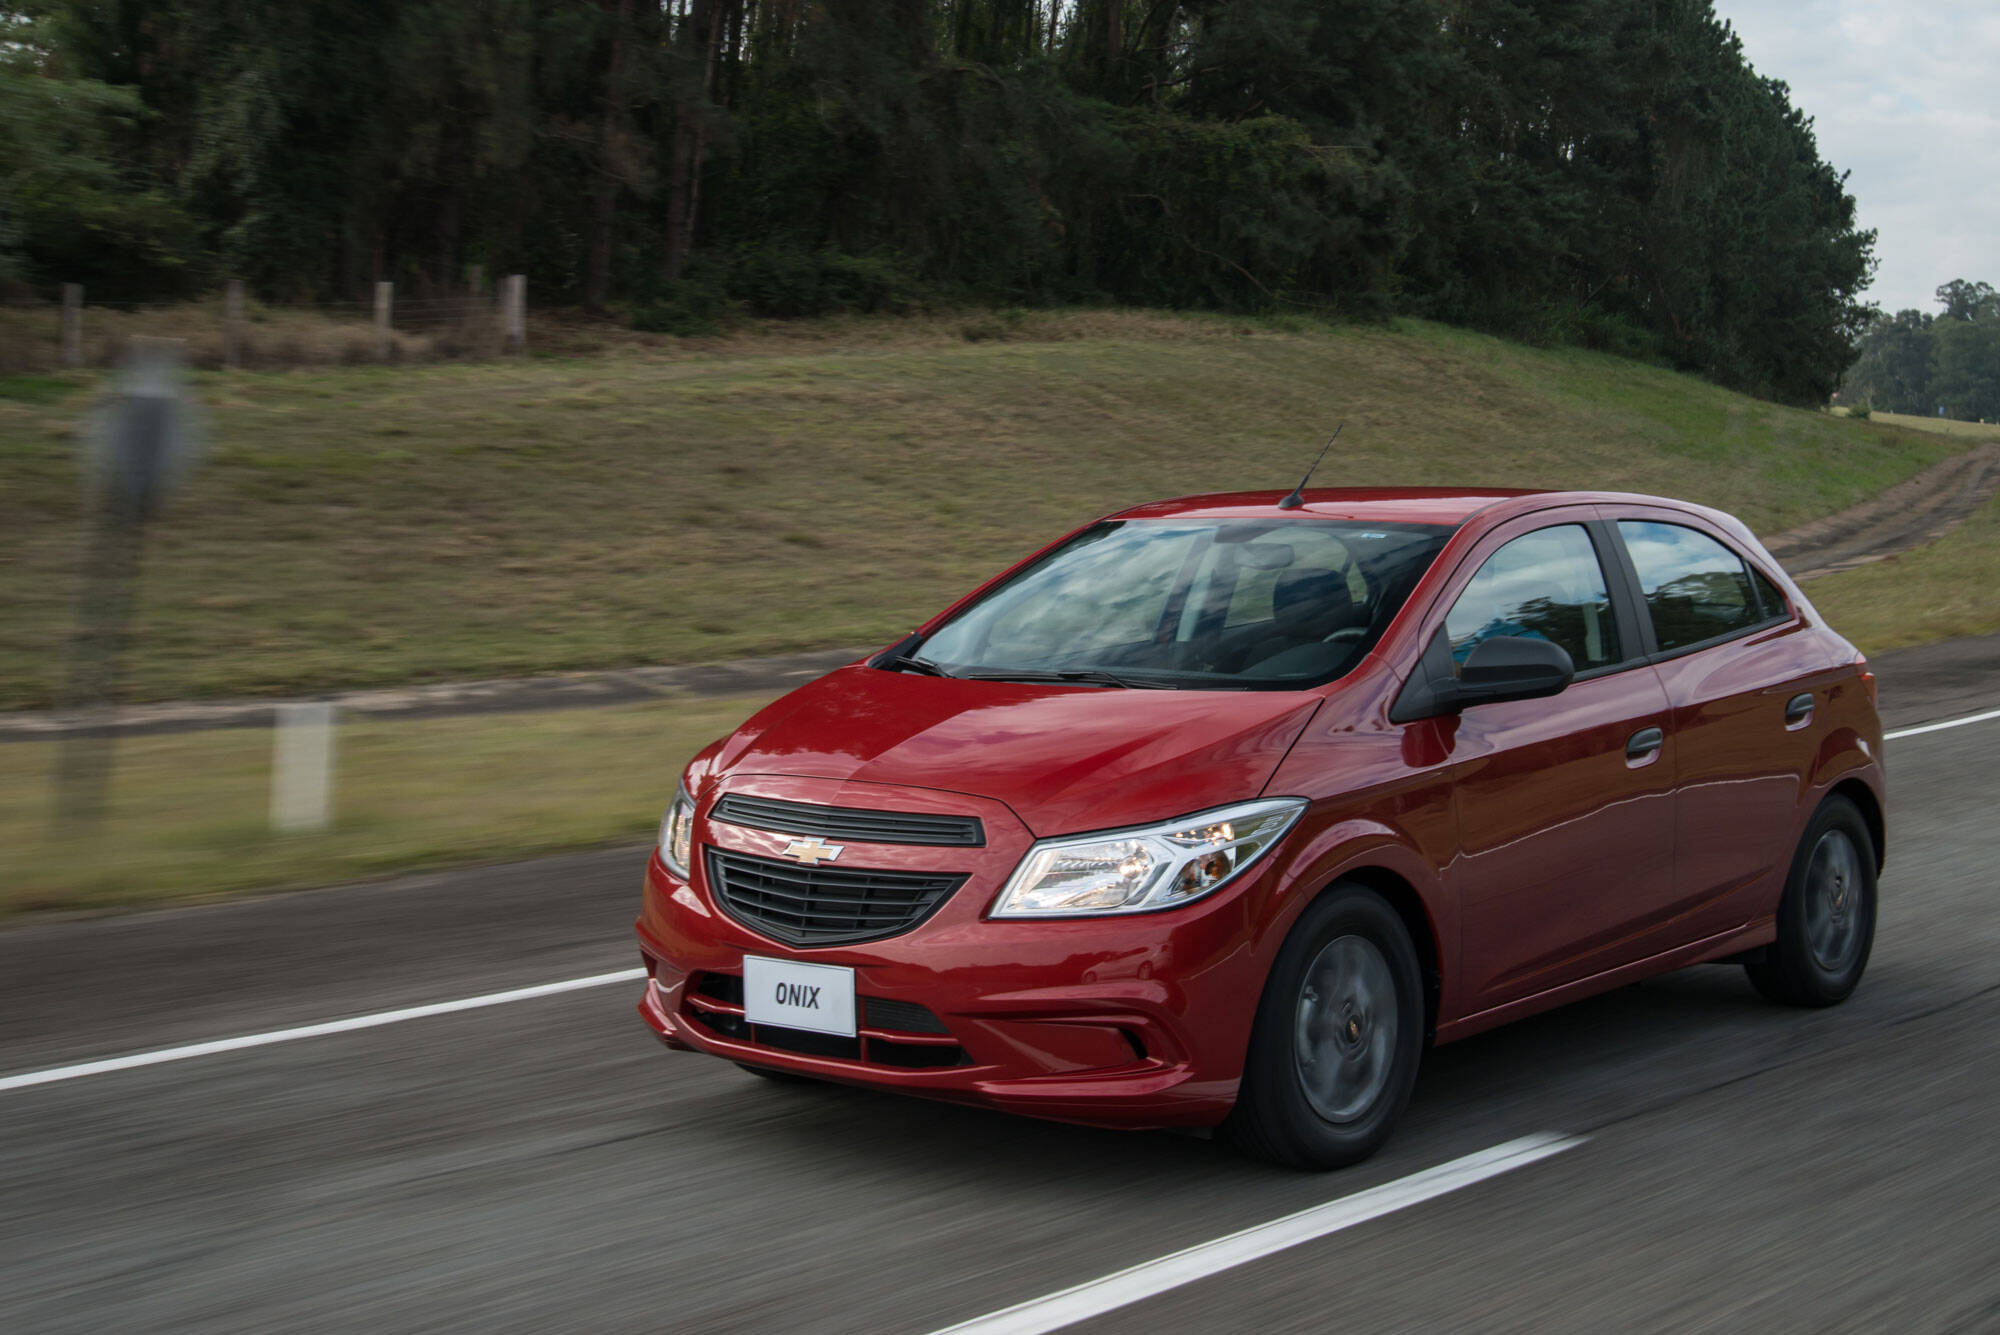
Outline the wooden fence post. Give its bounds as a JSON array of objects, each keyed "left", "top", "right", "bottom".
[
  {"left": 374, "top": 280, "right": 394, "bottom": 361},
  {"left": 61, "top": 284, "right": 83, "bottom": 368},
  {"left": 224, "top": 280, "right": 246, "bottom": 369},
  {"left": 503, "top": 274, "right": 526, "bottom": 355}
]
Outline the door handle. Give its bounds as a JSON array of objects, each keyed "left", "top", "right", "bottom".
[
  {"left": 1785, "top": 692, "right": 1815, "bottom": 728},
  {"left": 1626, "top": 726, "right": 1665, "bottom": 765}
]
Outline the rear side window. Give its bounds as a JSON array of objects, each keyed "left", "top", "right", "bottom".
[
  {"left": 1618, "top": 521, "right": 1768, "bottom": 652},
  {"left": 1749, "top": 565, "right": 1790, "bottom": 619},
  {"left": 1444, "top": 524, "right": 1624, "bottom": 671}
]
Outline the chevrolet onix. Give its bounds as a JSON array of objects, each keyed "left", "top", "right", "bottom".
[{"left": 635, "top": 488, "right": 1884, "bottom": 1168}]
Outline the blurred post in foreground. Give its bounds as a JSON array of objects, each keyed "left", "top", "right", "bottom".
[
  {"left": 225, "top": 280, "right": 246, "bottom": 369},
  {"left": 53, "top": 340, "right": 204, "bottom": 828},
  {"left": 61, "top": 284, "right": 83, "bottom": 368},
  {"left": 504, "top": 275, "right": 526, "bottom": 355},
  {"left": 374, "top": 281, "right": 395, "bottom": 361},
  {"left": 271, "top": 703, "right": 336, "bottom": 833}
]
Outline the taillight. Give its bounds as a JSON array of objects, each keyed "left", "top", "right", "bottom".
[{"left": 1855, "top": 654, "right": 1877, "bottom": 706}]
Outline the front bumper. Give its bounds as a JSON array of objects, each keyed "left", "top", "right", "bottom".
[{"left": 634, "top": 828, "right": 1275, "bottom": 1129}]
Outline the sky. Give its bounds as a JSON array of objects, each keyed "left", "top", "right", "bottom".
[{"left": 1721, "top": 1, "right": 1999, "bottom": 316}]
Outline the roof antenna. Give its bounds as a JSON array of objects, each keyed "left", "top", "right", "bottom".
[{"left": 1277, "top": 424, "right": 1343, "bottom": 510}]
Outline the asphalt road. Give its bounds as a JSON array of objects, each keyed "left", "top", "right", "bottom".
[{"left": 4, "top": 655, "right": 1999, "bottom": 1333}]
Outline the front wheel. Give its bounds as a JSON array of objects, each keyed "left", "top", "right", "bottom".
[
  {"left": 1746, "top": 796, "right": 1877, "bottom": 1007},
  {"left": 1224, "top": 884, "right": 1425, "bottom": 1170}
]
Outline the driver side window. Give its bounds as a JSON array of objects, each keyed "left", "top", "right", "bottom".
[{"left": 1445, "top": 525, "right": 1623, "bottom": 672}]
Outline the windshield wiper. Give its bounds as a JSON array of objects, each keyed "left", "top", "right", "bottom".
[
  {"left": 957, "top": 667, "right": 1176, "bottom": 690},
  {"left": 884, "top": 653, "right": 953, "bottom": 677}
]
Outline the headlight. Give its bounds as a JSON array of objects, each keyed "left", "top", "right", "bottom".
[
  {"left": 659, "top": 785, "right": 695, "bottom": 878},
  {"left": 991, "top": 797, "right": 1306, "bottom": 918}
]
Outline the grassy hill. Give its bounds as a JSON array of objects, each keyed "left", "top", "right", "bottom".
[{"left": 0, "top": 311, "right": 1963, "bottom": 710}]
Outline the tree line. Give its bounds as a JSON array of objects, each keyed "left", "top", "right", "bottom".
[
  {"left": 1841, "top": 281, "right": 2000, "bottom": 425},
  {"left": 2, "top": 1, "right": 1874, "bottom": 403}
]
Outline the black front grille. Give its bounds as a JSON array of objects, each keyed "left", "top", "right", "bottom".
[
  {"left": 705, "top": 849, "right": 967, "bottom": 946},
  {"left": 863, "top": 997, "right": 950, "bottom": 1035},
  {"left": 753, "top": 1026, "right": 863, "bottom": 1061},
  {"left": 711, "top": 794, "right": 984, "bottom": 847},
  {"left": 695, "top": 973, "right": 745, "bottom": 1005}
]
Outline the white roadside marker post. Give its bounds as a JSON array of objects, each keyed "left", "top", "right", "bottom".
[{"left": 271, "top": 702, "right": 336, "bottom": 833}]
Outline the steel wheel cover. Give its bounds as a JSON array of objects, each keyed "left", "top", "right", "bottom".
[
  {"left": 1804, "top": 827, "right": 1866, "bottom": 973},
  {"left": 1293, "top": 933, "right": 1399, "bottom": 1123}
]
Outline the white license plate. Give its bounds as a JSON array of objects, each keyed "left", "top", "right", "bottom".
[{"left": 742, "top": 955, "right": 857, "bottom": 1038}]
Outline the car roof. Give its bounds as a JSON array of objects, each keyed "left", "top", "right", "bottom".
[
  {"left": 1107, "top": 487, "right": 1550, "bottom": 525},
  {"left": 1100, "top": 488, "right": 1774, "bottom": 571}
]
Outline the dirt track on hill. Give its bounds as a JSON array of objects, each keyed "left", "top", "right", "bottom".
[{"left": 1765, "top": 442, "right": 2000, "bottom": 579}]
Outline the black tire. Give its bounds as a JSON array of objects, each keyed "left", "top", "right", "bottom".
[
  {"left": 1746, "top": 796, "right": 1876, "bottom": 1007},
  {"left": 1223, "top": 884, "right": 1425, "bottom": 1170},
  {"left": 734, "top": 1062, "right": 816, "bottom": 1085}
]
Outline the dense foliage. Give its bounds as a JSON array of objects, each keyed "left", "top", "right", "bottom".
[
  {"left": 3, "top": 1, "right": 1874, "bottom": 403},
  {"left": 1842, "top": 281, "right": 2000, "bottom": 424}
]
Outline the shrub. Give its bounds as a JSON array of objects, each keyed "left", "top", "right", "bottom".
[
  {"left": 630, "top": 300, "right": 721, "bottom": 337},
  {"left": 959, "top": 308, "right": 1026, "bottom": 342},
  {"left": 722, "top": 244, "right": 924, "bottom": 318},
  {"left": 630, "top": 262, "right": 728, "bottom": 336}
]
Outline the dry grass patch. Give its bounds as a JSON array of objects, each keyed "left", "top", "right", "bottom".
[
  {"left": 0, "top": 298, "right": 459, "bottom": 371},
  {"left": 0, "top": 313, "right": 1963, "bottom": 707},
  {"left": 1864, "top": 411, "right": 2000, "bottom": 442}
]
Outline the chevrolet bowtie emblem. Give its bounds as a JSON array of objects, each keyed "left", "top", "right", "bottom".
[{"left": 783, "top": 837, "right": 845, "bottom": 865}]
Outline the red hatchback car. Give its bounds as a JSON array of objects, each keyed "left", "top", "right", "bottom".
[{"left": 635, "top": 488, "right": 1884, "bottom": 1168}]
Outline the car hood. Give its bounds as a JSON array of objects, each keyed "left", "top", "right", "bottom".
[{"left": 711, "top": 665, "right": 1323, "bottom": 837}]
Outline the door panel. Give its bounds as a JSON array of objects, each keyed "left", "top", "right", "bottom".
[
  {"left": 1428, "top": 516, "right": 1679, "bottom": 1012},
  {"left": 1452, "top": 668, "right": 1678, "bottom": 1009},
  {"left": 1608, "top": 511, "right": 1834, "bottom": 936},
  {"left": 1649, "top": 626, "right": 1831, "bottom": 934}
]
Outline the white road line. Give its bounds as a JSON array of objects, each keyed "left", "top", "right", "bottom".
[
  {"left": 0, "top": 967, "right": 647, "bottom": 1095},
  {"left": 929, "top": 1132, "right": 1583, "bottom": 1335},
  {"left": 1884, "top": 706, "right": 2000, "bottom": 741}
]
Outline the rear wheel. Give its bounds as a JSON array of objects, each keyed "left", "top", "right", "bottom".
[
  {"left": 1224, "top": 884, "right": 1424, "bottom": 1170},
  {"left": 1746, "top": 796, "right": 1876, "bottom": 1007}
]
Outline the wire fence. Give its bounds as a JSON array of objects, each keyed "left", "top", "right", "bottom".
[{"left": 0, "top": 278, "right": 528, "bottom": 374}]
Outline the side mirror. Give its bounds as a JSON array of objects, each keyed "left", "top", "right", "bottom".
[
  {"left": 1389, "top": 633, "right": 1574, "bottom": 724},
  {"left": 1446, "top": 636, "right": 1574, "bottom": 708}
]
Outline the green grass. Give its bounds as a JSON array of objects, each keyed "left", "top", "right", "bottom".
[
  {"left": 0, "top": 373, "right": 87, "bottom": 405},
  {"left": 0, "top": 695, "right": 768, "bottom": 918},
  {"left": 1803, "top": 490, "right": 2000, "bottom": 653},
  {"left": 0, "top": 310, "right": 1963, "bottom": 710}
]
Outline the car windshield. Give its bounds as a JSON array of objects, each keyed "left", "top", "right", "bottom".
[{"left": 909, "top": 518, "right": 1455, "bottom": 689}]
